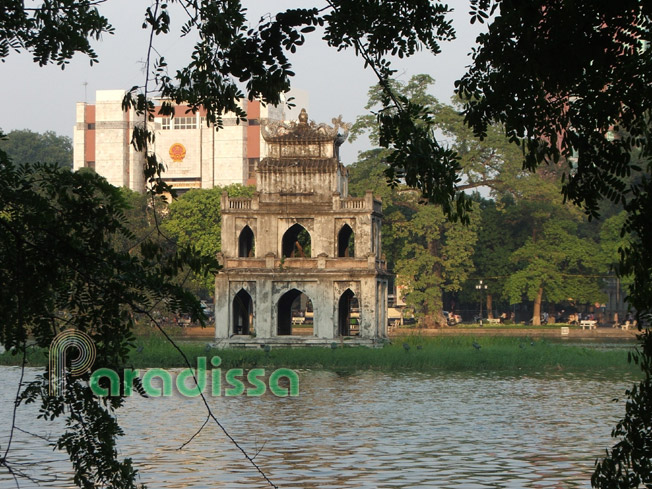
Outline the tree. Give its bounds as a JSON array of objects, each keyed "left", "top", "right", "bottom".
[
  {"left": 394, "top": 195, "right": 478, "bottom": 325},
  {"left": 349, "top": 75, "right": 479, "bottom": 325},
  {"left": 487, "top": 163, "right": 605, "bottom": 324},
  {"left": 455, "top": 2, "right": 652, "bottom": 485},
  {"left": 597, "top": 211, "right": 632, "bottom": 289},
  {"left": 348, "top": 151, "right": 479, "bottom": 326},
  {"left": 162, "top": 184, "right": 255, "bottom": 293},
  {"left": 436, "top": 97, "right": 530, "bottom": 198},
  {"left": 505, "top": 218, "right": 604, "bottom": 324},
  {"left": 109, "top": 187, "right": 163, "bottom": 253},
  {"left": 348, "top": 77, "right": 439, "bottom": 277},
  {"left": 0, "top": 129, "right": 72, "bottom": 169},
  {"left": 0, "top": 162, "right": 213, "bottom": 488},
  {"left": 435, "top": 98, "right": 540, "bottom": 318},
  {"left": 462, "top": 197, "right": 519, "bottom": 318}
]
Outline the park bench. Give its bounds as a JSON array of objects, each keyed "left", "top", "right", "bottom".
[
  {"left": 621, "top": 320, "right": 637, "bottom": 330},
  {"left": 485, "top": 318, "right": 501, "bottom": 325},
  {"left": 580, "top": 320, "right": 597, "bottom": 330}
]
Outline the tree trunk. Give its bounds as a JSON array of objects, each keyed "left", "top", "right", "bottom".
[
  {"left": 428, "top": 238, "right": 444, "bottom": 321},
  {"left": 532, "top": 287, "right": 543, "bottom": 326},
  {"left": 486, "top": 294, "right": 493, "bottom": 319}
]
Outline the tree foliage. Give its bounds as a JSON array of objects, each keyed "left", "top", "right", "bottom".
[
  {"left": 349, "top": 76, "right": 481, "bottom": 324},
  {"left": 162, "top": 184, "right": 254, "bottom": 292},
  {"left": 461, "top": 198, "right": 518, "bottom": 312},
  {"left": 505, "top": 219, "right": 604, "bottom": 317},
  {"left": 394, "top": 196, "right": 478, "bottom": 324},
  {"left": 0, "top": 162, "right": 214, "bottom": 487},
  {"left": 351, "top": 74, "right": 612, "bottom": 325},
  {"left": 455, "top": 2, "right": 652, "bottom": 485},
  {"left": 0, "top": 129, "right": 72, "bottom": 169},
  {"left": 457, "top": 2, "right": 651, "bottom": 218},
  {"left": 494, "top": 167, "right": 604, "bottom": 324},
  {"left": 0, "top": 0, "right": 113, "bottom": 66}
]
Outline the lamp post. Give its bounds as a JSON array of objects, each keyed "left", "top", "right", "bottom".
[{"left": 475, "top": 280, "right": 488, "bottom": 324}]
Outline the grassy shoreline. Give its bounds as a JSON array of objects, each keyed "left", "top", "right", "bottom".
[{"left": 0, "top": 335, "right": 640, "bottom": 374}]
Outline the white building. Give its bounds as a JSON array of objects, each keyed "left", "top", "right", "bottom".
[{"left": 73, "top": 90, "right": 286, "bottom": 192}]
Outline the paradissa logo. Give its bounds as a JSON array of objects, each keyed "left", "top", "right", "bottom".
[
  {"left": 49, "top": 329, "right": 97, "bottom": 396},
  {"left": 49, "top": 330, "right": 299, "bottom": 398},
  {"left": 90, "top": 356, "right": 299, "bottom": 398}
]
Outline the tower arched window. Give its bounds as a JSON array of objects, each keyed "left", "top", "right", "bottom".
[
  {"left": 281, "top": 223, "right": 311, "bottom": 258},
  {"left": 337, "top": 224, "right": 354, "bottom": 257},
  {"left": 238, "top": 226, "right": 255, "bottom": 257}
]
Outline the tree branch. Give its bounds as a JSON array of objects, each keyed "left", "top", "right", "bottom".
[
  {"left": 457, "top": 179, "right": 503, "bottom": 191},
  {"left": 142, "top": 310, "right": 278, "bottom": 488}
]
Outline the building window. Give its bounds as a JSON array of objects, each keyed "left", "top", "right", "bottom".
[
  {"left": 248, "top": 158, "right": 258, "bottom": 181},
  {"left": 173, "top": 117, "right": 197, "bottom": 130},
  {"left": 233, "top": 289, "right": 253, "bottom": 335},
  {"left": 160, "top": 116, "right": 198, "bottom": 130},
  {"left": 277, "top": 289, "right": 313, "bottom": 336},
  {"left": 338, "top": 289, "right": 360, "bottom": 337}
]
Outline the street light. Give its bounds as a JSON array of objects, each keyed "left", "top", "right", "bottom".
[{"left": 475, "top": 280, "right": 488, "bottom": 324}]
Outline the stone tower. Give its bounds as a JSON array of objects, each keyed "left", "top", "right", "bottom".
[{"left": 214, "top": 110, "right": 389, "bottom": 347}]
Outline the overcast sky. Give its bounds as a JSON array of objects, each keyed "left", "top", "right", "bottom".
[{"left": 0, "top": 1, "right": 485, "bottom": 162}]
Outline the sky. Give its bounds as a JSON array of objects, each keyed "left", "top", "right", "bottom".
[{"left": 0, "top": 1, "right": 485, "bottom": 163}]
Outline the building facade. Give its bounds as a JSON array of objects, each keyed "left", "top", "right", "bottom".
[
  {"left": 73, "top": 90, "right": 285, "bottom": 191},
  {"left": 214, "top": 110, "right": 390, "bottom": 347}
]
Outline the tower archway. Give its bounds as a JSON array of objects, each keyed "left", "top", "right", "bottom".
[
  {"left": 338, "top": 289, "right": 360, "bottom": 336},
  {"left": 233, "top": 289, "right": 253, "bottom": 335},
  {"left": 277, "top": 288, "right": 313, "bottom": 336}
]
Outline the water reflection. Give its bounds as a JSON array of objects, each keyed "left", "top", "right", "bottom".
[{"left": 0, "top": 367, "right": 636, "bottom": 488}]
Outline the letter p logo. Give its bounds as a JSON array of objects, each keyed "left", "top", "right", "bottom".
[{"left": 49, "top": 329, "right": 96, "bottom": 396}]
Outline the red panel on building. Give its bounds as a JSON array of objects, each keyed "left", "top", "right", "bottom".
[
  {"left": 174, "top": 105, "right": 194, "bottom": 117},
  {"left": 247, "top": 100, "right": 260, "bottom": 159},
  {"left": 85, "top": 105, "right": 96, "bottom": 123},
  {"left": 85, "top": 105, "right": 95, "bottom": 163},
  {"left": 154, "top": 104, "right": 196, "bottom": 117},
  {"left": 247, "top": 125, "right": 260, "bottom": 158},
  {"left": 247, "top": 100, "right": 260, "bottom": 120}
]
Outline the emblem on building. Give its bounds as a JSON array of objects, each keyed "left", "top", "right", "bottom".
[{"left": 169, "top": 143, "right": 186, "bottom": 162}]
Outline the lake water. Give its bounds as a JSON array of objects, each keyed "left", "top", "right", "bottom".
[{"left": 0, "top": 366, "right": 637, "bottom": 488}]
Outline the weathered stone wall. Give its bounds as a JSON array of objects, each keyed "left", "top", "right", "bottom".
[
  {"left": 215, "top": 273, "right": 388, "bottom": 341},
  {"left": 221, "top": 191, "right": 383, "bottom": 260}
]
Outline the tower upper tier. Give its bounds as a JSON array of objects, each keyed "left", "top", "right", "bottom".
[{"left": 257, "top": 109, "right": 351, "bottom": 200}]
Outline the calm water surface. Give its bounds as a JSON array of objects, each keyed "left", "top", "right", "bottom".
[{"left": 0, "top": 366, "right": 637, "bottom": 488}]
